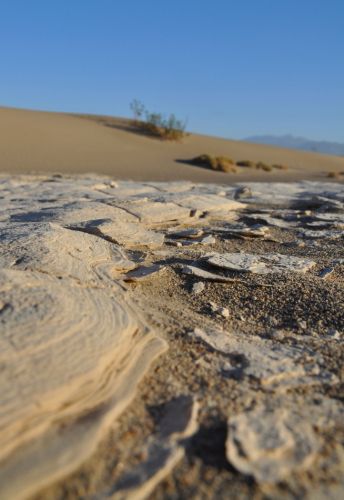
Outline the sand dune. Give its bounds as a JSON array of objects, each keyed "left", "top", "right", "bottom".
[{"left": 0, "top": 106, "right": 343, "bottom": 182}]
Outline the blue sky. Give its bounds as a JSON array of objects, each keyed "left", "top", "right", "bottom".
[{"left": 1, "top": 0, "right": 343, "bottom": 141}]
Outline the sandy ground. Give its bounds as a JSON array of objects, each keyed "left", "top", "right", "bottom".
[
  {"left": 1, "top": 106, "right": 344, "bottom": 182},
  {"left": 1, "top": 174, "right": 343, "bottom": 499},
  {"left": 36, "top": 234, "right": 344, "bottom": 500}
]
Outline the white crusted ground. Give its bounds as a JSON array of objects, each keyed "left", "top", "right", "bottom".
[{"left": 0, "top": 175, "right": 343, "bottom": 499}]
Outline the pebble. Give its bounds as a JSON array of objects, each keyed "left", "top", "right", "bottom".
[
  {"left": 192, "top": 282, "right": 205, "bottom": 295},
  {"left": 218, "top": 307, "right": 230, "bottom": 318},
  {"left": 123, "top": 264, "right": 166, "bottom": 282},
  {"left": 208, "top": 301, "right": 218, "bottom": 313},
  {"left": 267, "top": 317, "right": 279, "bottom": 327},
  {"left": 208, "top": 302, "right": 230, "bottom": 318},
  {"left": 298, "top": 320, "right": 307, "bottom": 330},
  {"left": 269, "top": 329, "right": 286, "bottom": 341}
]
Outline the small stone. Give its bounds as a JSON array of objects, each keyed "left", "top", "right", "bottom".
[
  {"left": 123, "top": 264, "right": 166, "bottom": 282},
  {"left": 192, "top": 282, "right": 205, "bottom": 295},
  {"left": 269, "top": 329, "right": 285, "bottom": 341},
  {"left": 180, "top": 264, "right": 239, "bottom": 283},
  {"left": 168, "top": 228, "right": 204, "bottom": 239},
  {"left": 267, "top": 317, "right": 279, "bottom": 327},
  {"left": 218, "top": 307, "right": 230, "bottom": 318},
  {"left": 298, "top": 320, "right": 307, "bottom": 330},
  {"left": 167, "top": 240, "right": 183, "bottom": 247},
  {"left": 226, "top": 405, "right": 319, "bottom": 483},
  {"left": 208, "top": 301, "right": 218, "bottom": 313},
  {"left": 208, "top": 302, "right": 229, "bottom": 318},
  {"left": 206, "top": 252, "right": 316, "bottom": 274}
]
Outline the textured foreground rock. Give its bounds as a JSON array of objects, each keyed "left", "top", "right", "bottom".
[
  {"left": 226, "top": 397, "right": 344, "bottom": 484},
  {"left": 0, "top": 174, "right": 343, "bottom": 499},
  {"left": 206, "top": 252, "right": 316, "bottom": 274},
  {"left": 191, "top": 325, "right": 337, "bottom": 389},
  {"left": 110, "top": 395, "right": 199, "bottom": 500}
]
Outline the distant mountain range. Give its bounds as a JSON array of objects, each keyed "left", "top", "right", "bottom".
[{"left": 244, "top": 134, "right": 344, "bottom": 157}]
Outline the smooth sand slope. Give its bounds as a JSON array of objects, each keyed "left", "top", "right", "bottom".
[{"left": 0, "top": 106, "right": 343, "bottom": 182}]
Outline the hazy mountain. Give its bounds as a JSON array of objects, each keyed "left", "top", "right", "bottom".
[{"left": 244, "top": 134, "right": 344, "bottom": 157}]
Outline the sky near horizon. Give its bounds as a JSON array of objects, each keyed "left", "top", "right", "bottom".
[{"left": 1, "top": 0, "right": 343, "bottom": 142}]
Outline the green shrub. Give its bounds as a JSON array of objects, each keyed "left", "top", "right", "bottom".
[
  {"left": 129, "top": 100, "right": 186, "bottom": 140},
  {"left": 236, "top": 160, "right": 256, "bottom": 168}
]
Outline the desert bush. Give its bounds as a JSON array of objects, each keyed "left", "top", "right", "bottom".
[
  {"left": 327, "top": 171, "right": 340, "bottom": 178},
  {"left": 191, "top": 154, "right": 218, "bottom": 169},
  {"left": 130, "top": 99, "right": 145, "bottom": 125},
  {"left": 216, "top": 156, "right": 234, "bottom": 165},
  {"left": 256, "top": 161, "right": 273, "bottom": 171},
  {"left": 216, "top": 156, "right": 236, "bottom": 173},
  {"left": 236, "top": 160, "right": 256, "bottom": 168},
  {"left": 190, "top": 155, "right": 236, "bottom": 173},
  {"left": 130, "top": 100, "right": 186, "bottom": 140}
]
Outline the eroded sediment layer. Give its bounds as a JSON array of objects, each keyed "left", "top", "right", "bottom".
[
  {"left": 0, "top": 174, "right": 343, "bottom": 499},
  {"left": 0, "top": 175, "right": 169, "bottom": 499}
]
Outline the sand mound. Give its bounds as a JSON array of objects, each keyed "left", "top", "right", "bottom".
[{"left": 0, "top": 106, "right": 343, "bottom": 182}]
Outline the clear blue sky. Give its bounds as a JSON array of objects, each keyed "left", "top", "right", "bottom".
[{"left": 1, "top": 0, "right": 343, "bottom": 141}]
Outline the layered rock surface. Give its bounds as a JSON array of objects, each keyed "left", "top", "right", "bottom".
[{"left": 0, "top": 174, "right": 343, "bottom": 499}]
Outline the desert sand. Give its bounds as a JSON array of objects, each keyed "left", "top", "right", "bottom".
[
  {"left": 0, "top": 173, "right": 343, "bottom": 499},
  {"left": 0, "top": 106, "right": 343, "bottom": 181}
]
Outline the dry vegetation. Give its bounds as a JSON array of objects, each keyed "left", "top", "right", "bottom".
[
  {"left": 130, "top": 99, "right": 186, "bottom": 141},
  {"left": 327, "top": 171, "right": 344, "bottom": 179},
  {"left": 190, "top": 154, "right": 237, "bottom": 173},
  {"left": 237, "top": 160, "right": 288, "bottom": 171},
  {"left": 236, "top": 160, "right": 256, "bottom": 168},
  {"left": 190, "top": 155, "right": 289, "bottom": 174}
]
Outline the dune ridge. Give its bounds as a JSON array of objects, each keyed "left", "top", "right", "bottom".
[{"left": 0, "top": 106, "right": 343, "bottom": 182}]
